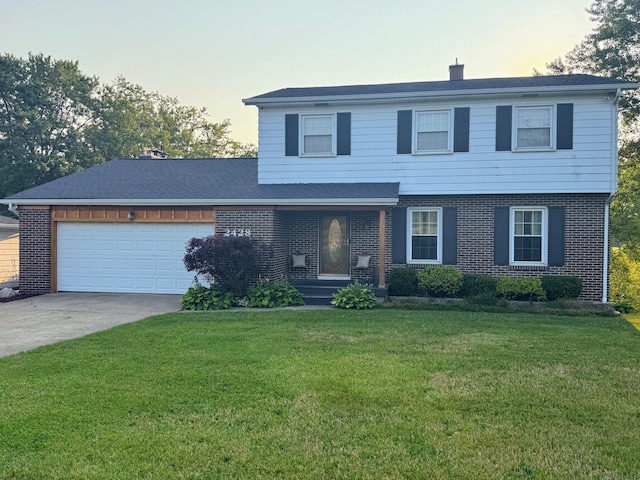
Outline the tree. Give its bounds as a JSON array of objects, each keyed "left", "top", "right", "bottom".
[
  {"left": 0, "top": 54, "right": 102, "bottom": 202},
  {"left": 0, "top": 53, "right": 257, "bottom": 213}
]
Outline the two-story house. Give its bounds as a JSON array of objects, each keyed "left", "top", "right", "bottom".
[{"left": 3, "top": 65, "right": 636, "bottom": 302}]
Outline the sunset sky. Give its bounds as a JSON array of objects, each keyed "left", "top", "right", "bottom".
[{"left": 2, "top": 0, "right": 595, "bottom": 145}]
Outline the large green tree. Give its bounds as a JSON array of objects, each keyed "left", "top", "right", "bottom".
[
  {"left": 545, "top": 0, "right": 640, "bottom": 250},
  {"left": 0, "top": 54, "right": 102, "bottom": 201},
  {"left": 0, "top": 53, "right": 256, "bottom": 211}
]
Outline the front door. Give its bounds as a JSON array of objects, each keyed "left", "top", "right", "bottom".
[{"left": 319, "top": 213, "right": 349, "bottom": 277}]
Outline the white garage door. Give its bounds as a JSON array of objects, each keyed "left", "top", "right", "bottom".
[{"left": 57, "top": 223, "right": 214, "bottom": 294}]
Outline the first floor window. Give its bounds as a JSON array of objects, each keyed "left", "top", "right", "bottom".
[
  {"left": 301, "top": 114, "right": 335, "bottom": 155},
  {"left": 510, "top": 207, "right": 547, "bottom": 265},
  {"left": 514, "top": 106, "right": 553, "bottom": 149},
  {"left": 414, "top": 109, "right": 452, "bottom": 153},
  {"left": 408, "top": 207, "right": 442, "bottom": 263}
]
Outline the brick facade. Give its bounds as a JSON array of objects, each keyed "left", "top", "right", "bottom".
[
  {"left": 17, "top": 194, "right": 609, "bottom": 301},
  {"left": 18, "top": 207, "right": 51, "bottom": 295}
]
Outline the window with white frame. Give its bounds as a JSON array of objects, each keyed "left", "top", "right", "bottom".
[
  {"left": 514, "top": 106, "right": 553, "bottom": 149},
  {"left": 510, "top": 207, "right": 547, "bottom": 265},
  {"left": 301, "top": 114, "right": 335, "bottom": 155},
  {"left": 408, "top": 207, "right": 442, "bottom": 263},
  {"left": 414, "top": 110, "right": 452, "bottom": 153}
]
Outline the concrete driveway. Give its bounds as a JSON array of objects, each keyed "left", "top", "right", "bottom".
[{"left": 0, "top": 292, "right": 182, "bottom": 357}]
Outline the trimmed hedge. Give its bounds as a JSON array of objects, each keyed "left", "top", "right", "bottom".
[
  {"left": 541, "top": 276, "right": 582, "bottom": 301},
  {"left": 497, "top": 277, "right": 546, "bottom": 302},
  {"left": 418, "top": 266, "right": 463, "bottom": 298},
  {"left": 387, "top": 267, "right": 418, "bottom": 296}
]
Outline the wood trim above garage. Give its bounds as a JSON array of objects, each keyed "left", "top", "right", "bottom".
[{"left": 51, "top": 206, "right": 216, "bottom": 223}]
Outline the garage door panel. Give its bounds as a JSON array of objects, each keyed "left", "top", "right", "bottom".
[{"left": 57, "top": 222, "right": 213, "bottom": 294}]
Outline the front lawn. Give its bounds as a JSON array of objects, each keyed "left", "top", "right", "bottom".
[{"left": 1, "top": 310, "right": 639, "bottom": 479}]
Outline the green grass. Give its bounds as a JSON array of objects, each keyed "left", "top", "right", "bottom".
[{"left": 1, "top": 310, "right": 639, "bottom": 479}]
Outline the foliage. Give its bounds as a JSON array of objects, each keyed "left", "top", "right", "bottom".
[
  {"left": 247, "top": 280, "right": 304, "bottom": 308},
  {"left": 497, "top": 277, "right": 547, "bottom": 301},
  {"left": 0, "top": 53, "right": 102, "bottom": 206},
  {"left": 541, "top": 276, "right": 583, "bottom": 301},
  {"left": 418, "top": 266, "right": 464, "bottom": 297},
  {"left": 610, "top": 245, "right": 640, "bottom": 309},
  {"left": 331, "top": 281, "right": 377, "bottom": 309},
  {"left": 181, "top": 284, "right": 233, "bottom": 310},
  {"left": 1, "top": 310, "right": 639, "bottom": 478},
  {"left": 460, "top": 274, "right": 497, "bottom": 298},
  {"left": 387, "top": 267, "right": 418, "bottom": 296},
  {"left": 613, "top": 300, "right": 635, "bottom": 313},
  {"left": 0, "top": 53, "right": 256, "bottom": 214},
  {"left": 183, "top": 235, "right": 268, "bottom": 297},
  {"left": 611, "top": 147, "right": 640, "bottom": 247}
]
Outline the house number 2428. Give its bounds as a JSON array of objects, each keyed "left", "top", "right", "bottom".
[{"left": 224, "top": 228, "right": 251, "bottom": 237}]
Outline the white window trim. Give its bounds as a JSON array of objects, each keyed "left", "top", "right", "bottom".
[
  {"left": 299, "top": 113, "right": 337, "bottom": 157},
  {"left": 407, "top": 207, "right": 443, "bottom": 264},
  {"left": 412, "top": 108, "right": 454, "bottom": 155},
  {"left": 512, "top": 105, "right": 556, "bottom": 152},
  {"left": 509, "top": 206, "right": 548, "bottom": 266}
]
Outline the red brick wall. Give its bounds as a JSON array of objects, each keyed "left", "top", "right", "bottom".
[
  {"left": 18, "top": 207, "right": 51, "bottom": 295},
  {"left": 391, "top": 194, "right": 609, "bottom": 301}
]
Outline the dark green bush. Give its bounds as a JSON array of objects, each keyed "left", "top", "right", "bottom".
[
  {"left": 181, "top": 284, "right": 234, "bottom": 310},
  {"left": 541, "top": 276, "right": 582, "bottom": 301},
  {"left": 496, "top": 277, "right": 547, "bottom": 301},
  {"left": 612, "top": 300, "right": 634, "bottom": 313},
  {"left": 247, "top": 280, "right": 305, "bottom": 308},
  {"left": 387, "top": 267, "right": 419, "bottom": 296},
  {"left": 461, "top": 274, "right": 497, "bottom": 298},
  {"left": 418, "top": 266, "right": 463, "bottom": 297},
  {"left": 183, "top": 235, "right": 269, "bottom": 297},
  {"left": 331, "top": 281, "right": 377, "bottom": 309}
]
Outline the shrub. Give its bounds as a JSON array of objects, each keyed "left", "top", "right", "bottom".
[
  {"left": 461, "top": 274, "right": 497, "bottom": 298},
  {"left": 496, "top": 277, "right": 547, "bottom": 301},
  {"left": 541, "top": 276, "right": 582, "bottom": 301},
  {"left": 181, "top": 285, "right": 234, "bottom": 310},
  {"left": 183, "top": 235, "right": 269, "bottom": 297},
  {"left": 331, "top": 281, "right": 377, "bottom": 309},
  {"left": 610, "top": 246, "right": 640, "bottom": 310},
  {"left": 247, "top": 280, "right": 305, "bottom": 308},
  {"left": 418, "top": 266, "right": 463, "bottom": 297},
  {"left": 387, "top": 267, "right": 419, "bottom": 296}
]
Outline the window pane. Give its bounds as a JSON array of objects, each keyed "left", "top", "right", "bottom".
[
  {"left": 304, "top": 135, "right": 332, "bottom": 153},
  {"left": 415, "top": 111, "right": 449, "bottom": 151},
  {"left": 412, "top": 236, "right": 438, "bottom": 260},
  {"left": 412, "top": 211, "right": 438, "bottom": 235},
  {"left": 303, "top": 116, "right": 332, "bottom": 135},
  {"left": 516, "top": 107, "right": 552, "bottom": 148},
  {"left": 514, "top": 236, "right": 542, "bottom": 262},
  {"left": 417, "top": 131, "right": 448, "bottom": 150}
]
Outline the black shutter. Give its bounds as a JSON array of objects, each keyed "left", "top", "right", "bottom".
[
  {"left": 337, "top": 112, "right": 351, "bottom": 155},
  {"left": 453, "top": 108, "right": 470, "bottom": 153},
  {"left": 397, "top": 110, "right": 412, "bottom": 154},
  {"left": 556, "top": 104, "right": 573, "bottom": 150},
  {"left": 495, "top": 106, "right": 512, "bottom": 151},
  {"left": 392, "top": 207, "right": 407, "bottom": 264},
  {"left": 285, "top": 114, "right": 298, "bottom": 156},
  {"left": 494, "top": 206, "right": 510, "bottom": 265},
  {"left": 442, "top": 207, "right": 458, "bottom": 265},
  {"left": 548, "top": 206, "right": 565, "bottom": 266}
]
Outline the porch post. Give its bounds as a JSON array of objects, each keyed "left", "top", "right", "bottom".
[{"left": 378, "top": 209, "right": 386, "bottom": 288}]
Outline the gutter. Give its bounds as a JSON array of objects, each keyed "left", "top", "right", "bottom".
[
  {"left": 0, "top": 198, "right": 400, "bottom": 207},
  {"left": 7, "top": 203, "right": 19, "bottom": 218},
  {"left": 603, "top": 87, "right": 622, "bottom": 304}
]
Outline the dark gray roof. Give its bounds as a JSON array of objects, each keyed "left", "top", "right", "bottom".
[
  {"left": 0, "top": 215, "right": 18, "bottom": 226},
  {"left": 246, "top": 74, "right": 634, "bottom": 101},
  {"left": 4, "top": 158, "right": 399, "bottom": 204}
]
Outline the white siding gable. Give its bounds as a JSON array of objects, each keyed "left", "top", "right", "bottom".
[{"left": 256, "top": 96, "right": 617, "bottom": 195}]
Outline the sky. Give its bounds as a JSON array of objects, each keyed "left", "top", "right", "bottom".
[{"left": 1, "top": 0, "right": 595, "bottom": 145}]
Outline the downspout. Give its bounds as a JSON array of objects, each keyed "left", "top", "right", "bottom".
[
  {"left": 8, "top": 202, "right": 19, "bottom": 218},
  {"left": 603, "top": 88, "right": 622, "bottom": 303}
]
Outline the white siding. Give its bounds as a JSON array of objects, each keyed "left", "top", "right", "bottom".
[{"left": 256, "top": 96, "right": 616, "bottom": 194}]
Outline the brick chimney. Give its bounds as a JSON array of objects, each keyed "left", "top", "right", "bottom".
[{"left": 449, "top": 60, "right": 464, "bottom": 81}]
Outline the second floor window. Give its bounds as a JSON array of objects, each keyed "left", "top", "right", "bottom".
[
  {"left": 414, "top": 110, "right": 452, "bottom": 153},
  {"left": 515, "top": 106, "right": 553, "bottom": 149},
  {"left": 301, "top": 114, "right": 335, "bottom": 156}
]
